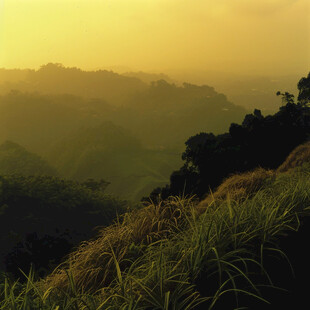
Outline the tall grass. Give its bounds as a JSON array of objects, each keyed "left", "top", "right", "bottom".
[{"left": 1, "top": 164, "right": 310, "bottom": 309}]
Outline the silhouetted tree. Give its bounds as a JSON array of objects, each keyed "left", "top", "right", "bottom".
[
  {"left": 276, "top": 91, "right": 295, "bottom": 105},
  {"left": 297, "top": 72, "right": 310, "bottom": 106},
  {"left": 149, "top": 72, "right": 310, "bottom": 201}
]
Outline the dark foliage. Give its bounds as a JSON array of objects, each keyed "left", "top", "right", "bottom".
[
  {"left": 297, "top": 72, "right": 310, "bottom": 105},
  {"left": 4, "top": 233, "right": 72, "bottom": 279},
  {"left": 0, "top": 175, "right": 127, "bottom": 279},
  {"left": 150, "top": 72, "right": 310, "bottom": 201}
]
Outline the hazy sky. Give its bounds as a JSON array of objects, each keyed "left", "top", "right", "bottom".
[{"left": 0, "top": 0, "right": 309, "bottom": 75}]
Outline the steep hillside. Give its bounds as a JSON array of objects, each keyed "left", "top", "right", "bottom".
[{"left": 3, "top": 142, "right": 308, "bottom": 309}]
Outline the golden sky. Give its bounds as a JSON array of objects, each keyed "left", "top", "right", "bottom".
[{"left": 0, "top": 0, "right": 309, "bottom": 75}]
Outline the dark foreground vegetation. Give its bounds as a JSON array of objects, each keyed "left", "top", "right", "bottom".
[
  {"left": 0, "top": 71, "right": 309, "bottom": 309},
  {"left": 0, "top": 175, "right": 127, "bottom": 279},
  {"left": 1, "top": 145, "right": 310, "bottom": 309}
]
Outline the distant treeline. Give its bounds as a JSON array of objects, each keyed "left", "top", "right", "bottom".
[{"left": 0, "top": 64, "right": 147, "bottom": 105}]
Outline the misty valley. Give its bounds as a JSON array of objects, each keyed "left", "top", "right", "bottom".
[{"left": 0, "top": 64, "right": 249, "bottom": 200}]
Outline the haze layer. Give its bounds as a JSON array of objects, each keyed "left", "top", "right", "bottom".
[{"left": 1, "top": 0, "right": 309, "bottom": 75}]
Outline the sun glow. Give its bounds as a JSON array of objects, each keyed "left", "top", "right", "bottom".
[{"left": 1, "top": 0, "right": 309, "bottom": 75}]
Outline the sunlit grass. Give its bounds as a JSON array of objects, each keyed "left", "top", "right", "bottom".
[{"left": 1, "top": 164, "right": 310, "bottom": 309}]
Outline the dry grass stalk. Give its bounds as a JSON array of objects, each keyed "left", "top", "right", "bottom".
[
  {"left": 277, "top": 142, "right": 310, "bottom": 173},
  {"left": 41, "top": 197, "right": 195, "bottom": 293},
  {"left": 198, "top": 168, "right": 275, "bottom": 212},
  {"left": 41, "top": 142, "right": 310, "bottom": 295}
]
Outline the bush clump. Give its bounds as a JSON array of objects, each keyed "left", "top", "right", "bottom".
[{"left": 0, "top": 175, "right": 127, "bottom": 278}]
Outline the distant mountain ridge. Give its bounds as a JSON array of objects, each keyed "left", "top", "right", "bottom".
[
  {"left": 0, "top": 63, "right": 148, "bottom": 105},
  {"left": 0, "top": 64, "right": 299, "bottom": 112},
  {"left": 122, "top": 71, "right": 175, "bottom": 84}
]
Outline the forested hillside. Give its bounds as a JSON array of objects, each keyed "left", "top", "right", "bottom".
[
  {"left": 0, "top": 64, "right": 147, "bottom": 106},
  {"left": 45, "top": 122, "right": 181, "bottom": 200},
  {"left": 0, "top": 141, "right": 57, "bottom": 176},
  {"left": 0, "top": 64, "right": 248, "bottom": 200}
]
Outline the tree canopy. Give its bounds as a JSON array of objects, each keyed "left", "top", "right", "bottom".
[{"left": 0, "top": 175, "right": 127, "bottom": 278}]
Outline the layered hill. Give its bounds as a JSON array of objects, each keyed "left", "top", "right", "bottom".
[
  {"left": 0, "top": 64, "right": 147, "bottom": 105},
  {"left": 0, "top": 68, "right": 248, "bottom": 201},
  {"left": 0, "top": 68, "right": 247, "bottom": 151}
]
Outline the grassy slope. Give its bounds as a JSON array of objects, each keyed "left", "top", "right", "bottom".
[{"left": 1, "top": 143, "right": 310, "bottom": 309}]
